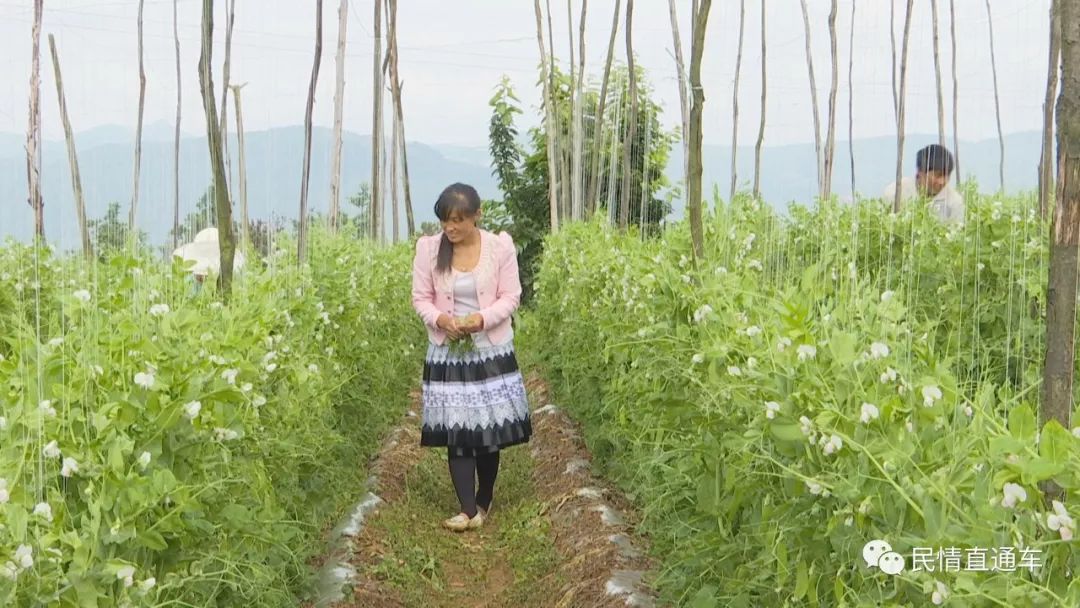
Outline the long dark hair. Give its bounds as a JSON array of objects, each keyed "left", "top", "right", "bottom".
[{"left": 433, "top": 183, "right": 482, "bottom": 274}]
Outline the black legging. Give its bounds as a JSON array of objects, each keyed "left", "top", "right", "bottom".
[{"left": 448, "top": 448, "right": 501, "bottom": 518}]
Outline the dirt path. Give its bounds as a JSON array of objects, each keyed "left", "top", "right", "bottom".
[{"left": 319, "top": 372, "right": 659, "bottom": 608}]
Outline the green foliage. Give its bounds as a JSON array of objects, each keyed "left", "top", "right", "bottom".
[
  {"left": 0, "top": 227, "right": 423, "bottom": 606},
  {"left": 528, "top": 191, "right": 1079, "bottom": 607},
  {"left": 88, "top": 202, "right": 150, "bottom": 261},
  {"left": 487, "top": 65, "right": 676, "bottom": 306}
]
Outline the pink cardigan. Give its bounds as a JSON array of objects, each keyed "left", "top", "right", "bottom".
[{"left": 411, "top": 229, "right": 522, "bottom": 346}]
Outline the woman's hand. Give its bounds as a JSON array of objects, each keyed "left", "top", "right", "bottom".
[
  {"left": 436, "top": 313, "right": 465, "bottom": 340},
  {"left": 458, "top": 313, "right": 485, "bottom": 333}
]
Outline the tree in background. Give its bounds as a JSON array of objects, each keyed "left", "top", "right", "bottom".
[
  {"left": 89, "top": 202, "right": 150, "bottom": 261},
  {"left": 488, "top": 66, "right": 674, "bottom": 304}
]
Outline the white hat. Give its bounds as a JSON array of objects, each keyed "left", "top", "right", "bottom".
[{"left": 173, "top": 227, "right": 245, "bottom": 276}]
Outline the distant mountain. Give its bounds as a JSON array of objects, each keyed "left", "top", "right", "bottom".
[
  {"left": 0, "top": 126, "right": 499, "bottom": 251},
  {"left": 665, "top": 131, "right": 1044, "bottom": 220},
  {"left": 0, "top": 125, "right": 1044, "bottom": 250}
]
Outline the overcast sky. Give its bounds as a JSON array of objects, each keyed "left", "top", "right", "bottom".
[{"left": 0, "top": 0, "right": 1054, "bottom": 149}]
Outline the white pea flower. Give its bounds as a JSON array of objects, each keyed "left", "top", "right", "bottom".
[
  {"left": 90, "top": 364, "right": 104, "bottom": 377},
  {"left": 964, "top": 405, "right": 974, "bottom": 417},
  {"left": 777, "top": 337, "right": 792, "bottom": 352},
  {"left": 799, "top": 416, "right": 813, "bottom": 437},
  {"left": 881, "top": 290, "right": 894, "bottom": 302},
  {"left": 931, "top": 581, "right": 949, "bottom": 605},
  {"left": 14, "top": 545, "right": 32, "bottom": 569},
  {"left": 727, "top": 366, "right": 742, "bottom": 377},
  {"left": 1001, "top": 482, "right": 1027, "bottom": 508},
  {"left": 805, "top": 480, "right": 830, "bottom": 497},
  {"left": 43, "top": 440, "right": 61, "bottom": 459},
  {"left": 134, "top": 372, "right": 154, "bottom": 389},
  {"left": 139, "top": 577, "right": 156, "bottom": 592},
  {"left": 221, "top": 368, "right": 239, "bottom": 385},
  {"left": 637, "top": 328, "right": 648, "bottom": 338},
  {"left": 0, "top": 478, "right": 9, "bottom": 504},
  {"left": 1072, "top": 427, "right": 1080, "bottom": 439},
  {"left": 1047, "top": 501, "right": 1075, "bottom": 541},
  {"left": 745, "top": 326, "right": 762, "bottom": 337},
  {"left": 747, "top": 259, "right": 763, "bottom": 271},
  {"left": 138, "top": 451, "right": 152, "bottom": 469},
  {"left": 48, "top": 337, "right": 63, "bottom": 348},
  {"left": 797, "top": 344, "right": 817, "bottom": 361},
  {"left": 214, "top": 428, "right": 239, "bottom": 441},
  {"left": 253, "top": 394, "right": 267, "bottom": 407},
  {"left": 0, "top": 562, "right": 16, "bottom": 579},
  {"left": 691, "top": 353, "right": 705, "bottom": 365},
  {"left": 869, "top": 342, "right": 889, "bottom": 359},
  {"left": 922, "top": 385, "right": 943, "bottom": 407},
  {"left": 39, "top": 400, "right": 57, "bottom": 418},
  {"left": 241, "top": 382, "right": 253, "bottom": 393},
  {"left": 209, "top": 355, "right": 226, "bottom": 365},
  {"left": 149, "top": 303, "right": 170, "bottom": 317},
  {"left": 73, "top": 289, "right": 91, "bottom": 303},
  {"left": 764, "top": 401, "right": 781, "bottom": 419},
  {"left": 117, "top": 565, "right": 135, "bottom": 587},
  {"left": 977, "top": 263, "right": 985, "bottom": 271},
  {"left": 0, "top": 416, "right": 6, "bottom": 430},
  {"left": 33, "top": 502, "right": 53, "bottom": 522},
  {"left": 859, "top": 403, "right": 879, "bottom": 424},
  {"left": 692, "top": 304, "right": 713, "bottom": 323},
  {"left": 746, "top": 357, "right": 758, "bottom": 369},
  {"left": 200, "top": 332, "right": 214, "bottom": 343},
  {"left": 265, "top": 362, "right": 278, "bottom": 373},
  {"left": 183, "top": 400, "right": 202, "bottom": 420},
  {"left": 308, "top": 364, "right": 319, "bottom": 373},
  {"left": 715, "top": 266, "right": 728, "bottom": 275},
  {"left": 61, "top": 457, "right": 78, "bottom": 477},
  {"left": 822, "top": 434, "right": 843, "bottom": 455},
  {"left": 262, "top": 351, "right": 277, "bottom": 363}
]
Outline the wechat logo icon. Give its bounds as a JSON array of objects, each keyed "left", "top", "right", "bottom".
[{"left": 863, "top": 539, "right": 905, "bottom": 575}]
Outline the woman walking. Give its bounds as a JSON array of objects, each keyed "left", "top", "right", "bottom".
[{"left": 411, "top": 183, "right": 532, "bottom": 532}]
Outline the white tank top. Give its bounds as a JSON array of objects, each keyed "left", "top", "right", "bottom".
[{"left": 451, "top": 270, "right": 512, "bottom": 347}]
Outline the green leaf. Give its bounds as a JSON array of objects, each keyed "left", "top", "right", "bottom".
[
  {"left": 690, "top": 585, "right": 718, "bottom": 608},
  {"left": 776, "top": 540, "right": 789, "bottom": 588},
  {"left": 137, "top": 529, "right": 168, "bottom": 552},
  {"left": 1039, "top": 420, "right": 1073, "bottom": 465},
  {"left": 770, "top": 422, "right": 806, "bottom": 443},
  {"left": 829, "top": 332, "right": 857, "bottom": 367},
  {"left": 1018, "top": 457, "right": 1065, "bottom": 485},
  {"left": 794, "top": 559, "right": 809, "bottom": 599},
  {"left": 1008, "top": 404, "right": 1036, "bottom": 441}
]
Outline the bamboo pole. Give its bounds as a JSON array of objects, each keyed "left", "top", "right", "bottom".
[
  {"left": 128, "top": 0, "right": 146, "bottom": 233},
  {"left": 688, "top": 0, "right": 712, "bottom": 259},
  {"left": 730, "top": 0, "right": 745, "bottom": 203},
  {"left": 328, "top": 0, "right": 348, "bottom": 233},
  {"left": 585, "top": 0, "right": 621, "bottom": 218},
  {"left": 893, "top": 0, "right": 914, "bottom": 213},
  {"left": 26, "top": 0, "right": 44, "bottom": 241},
  {"left": 172, "top": 0, "right": 182, "bottom": 252},
  {"left": 619, "top": 0, "right": 637, "bottom": 229},
  {"left": 48, "top": 34, "right": 92, "bottom": 260},
  {"left": 1041, "top": 0, "right": 1062, "bottom": 217},
  {"left": 298, "top": 0, "right": 323, "bottom": 262},
  {"left": 534, "top": 0, "right": 560, "bottom": 233},
  {"left": 753, "top": 2, "right": 766, "bottom": 200},
  {"left": 985, "top": 0, "right": 1005, "bottom": 191},
  {"left": 798, "top": 0, "right": 823, "bottom": 199}
]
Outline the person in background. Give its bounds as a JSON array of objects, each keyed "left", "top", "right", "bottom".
[{"left": 883, "top": 144, "right": 965, "bottom": 225}]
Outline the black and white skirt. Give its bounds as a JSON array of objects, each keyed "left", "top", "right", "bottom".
[{"left": 419, "top": 339, "right": 532, "bottom": 457}]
